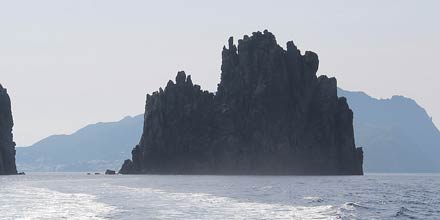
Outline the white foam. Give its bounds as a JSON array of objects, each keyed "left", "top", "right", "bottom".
[
  {"left": 110, "top": 185, "right": 339, "bottom": 220},
  {"left": 303, "top": 196, "right": 324, "bottom": 203},
  {"left": 0, "top": 184, "right": 117, "bottom": 220}
]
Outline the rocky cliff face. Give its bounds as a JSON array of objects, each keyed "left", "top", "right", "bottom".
[
  {"left": 120, "top": 30, "right": 363, "bottom": 175},
  {"left": 0, "top": 84, "right": 17, "bottom": 175}
]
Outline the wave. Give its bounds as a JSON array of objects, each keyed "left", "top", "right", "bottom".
[
  {"left": 344, "top": 202, "right": 369, "bottom": 209},
  {"left": 303, "top": 196, "right": 324, "bottom": 203},
  {"left": 335, "top": 202, "right": 371, "bottom": 219},
  {"left": 395, "top": 207, "right": 417, "bottom": 219}
]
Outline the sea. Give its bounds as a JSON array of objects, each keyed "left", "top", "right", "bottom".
[{"left": 0, "top": 173, "right": 439, "bottom": 220}]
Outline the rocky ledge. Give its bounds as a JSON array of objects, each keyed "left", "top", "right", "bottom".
[
  {"left": 0, "top": 84, "right": 17, "bottom": 175},
  {"left": 120, "top": 30, "right": 363, "bottom": 175}
]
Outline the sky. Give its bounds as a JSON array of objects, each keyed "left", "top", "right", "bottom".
[{"left": 1, "top": 0, "right": 439, "bottom": 146}]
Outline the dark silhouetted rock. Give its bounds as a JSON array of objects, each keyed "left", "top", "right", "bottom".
[
  {"left": 0, "top": 84, "right": 17, "bottom": 175},
  {"left": 119, "top": 159, "right": 135, "bottom": 174},
  {"left": 120, "top": 30, "right": 363, "bottom": 175},
  {"left": 105, "top": 169, "right": 116, "bottom": 175}
]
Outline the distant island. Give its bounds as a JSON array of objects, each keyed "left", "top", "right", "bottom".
[
  {"left": 17, "top": 115, "right": 143, "bottom": 172},
  {"left": 120, "top": 30, "right": 363, "bottom": 175},
  {"left": 0, "top": 84, "right": 17, "bottom": 175},
  {"left": 339, "top": 89, "right": 440, "bottom": 172}
]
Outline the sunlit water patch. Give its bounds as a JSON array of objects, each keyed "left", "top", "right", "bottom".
[{"left": 0, "top": 182, "right": 117, "bottom": 220}]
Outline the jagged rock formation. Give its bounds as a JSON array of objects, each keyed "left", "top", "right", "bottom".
[
  {"left": 121, "top": 30, "right": 363, "bottom": 175},
  {"left": 0, "top": 84, "right": 17, "bottom": 175}
]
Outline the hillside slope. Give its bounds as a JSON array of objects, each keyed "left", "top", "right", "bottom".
[
  {"left": 17, "top": 115, "right": 143, "bottom": 172},
  {"left": 339, "top": 88, "right": 440, "bottom": 172}
]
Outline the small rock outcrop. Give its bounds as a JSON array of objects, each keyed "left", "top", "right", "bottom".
[
  {"left": 120, "top": 30, "right": 363, "bottom": 175},
  {"left": 105, "top": 169, "right": 116, "bottom": 175},
  {"left": 0, "top": 84, "right": 17, "bottom": 175}
]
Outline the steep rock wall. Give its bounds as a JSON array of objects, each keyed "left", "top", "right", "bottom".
[{"left": 0, "top": 84, "right": 17, "bottom": 175}]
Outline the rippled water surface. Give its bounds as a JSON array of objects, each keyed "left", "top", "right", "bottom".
[{"left": 0, "top": 173, "right": 439, "bottom": 219}]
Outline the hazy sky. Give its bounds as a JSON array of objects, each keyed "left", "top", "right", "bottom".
[{"left": 1, "top": 0, "right": 439, "bottom": 146}]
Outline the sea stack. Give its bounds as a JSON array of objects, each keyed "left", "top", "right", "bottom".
[
  {"left": 120, "top": 30, "right": 363, "bottom": 175},
  {"left": 0, "top": 84, "right": 17, "bottom": 175}
]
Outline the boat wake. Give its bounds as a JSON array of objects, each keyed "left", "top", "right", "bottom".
[
  {"left": 0, "top": 184, "right": 117, "bottom": 220},
  {"left": 108, "top": 184, "right": 341, "bottom": 220}
]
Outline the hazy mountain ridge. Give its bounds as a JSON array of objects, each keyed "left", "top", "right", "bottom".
[
  {"left": 338, "top": 88, "right": 440, "bottom": 172},
  {"left": 17, "top": 115, "right": 143, "bottom": 172},
  {"left": 16, "top": 89, "right": 440, "bottom": 173}
]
